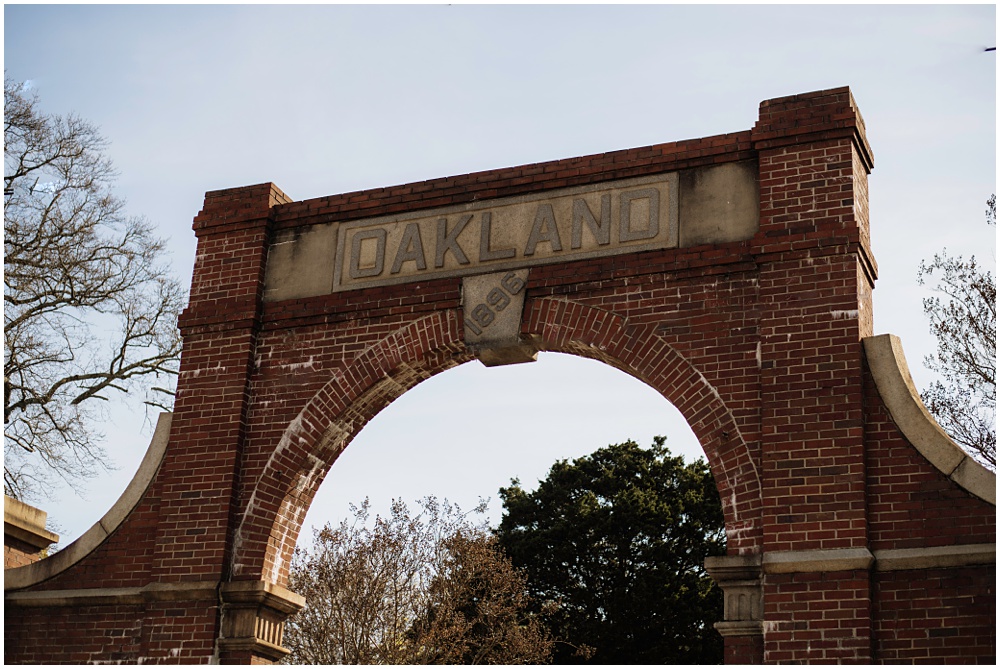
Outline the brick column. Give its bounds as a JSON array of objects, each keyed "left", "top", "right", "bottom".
[
  {"left": 750, "top": 88, "right": 877, "bottom": 663},
  {"left": 150, "top": 183, "right": 294, "bottom": 663}
]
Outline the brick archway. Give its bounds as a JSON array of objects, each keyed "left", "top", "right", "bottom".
[
  {"left": 5, "top": 87, "right": 995, "bottom": 664},
  {"left": 233, "top": 299, "right": 762, "bottom": 591}
]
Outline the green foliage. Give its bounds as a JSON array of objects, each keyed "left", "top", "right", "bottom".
[{"left": 495, "top": 437, "right": 726, "bottom": 664}]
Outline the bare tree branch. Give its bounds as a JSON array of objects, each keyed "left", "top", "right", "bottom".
[
  {"left": 4, "top": 76, "right": 184, "bottom": 500},
  {"left": 283, "top": 498, "right": 553, "bottom": 665},
  {"left": 917, "top": 195, "right": 996, "bottom": 468}
]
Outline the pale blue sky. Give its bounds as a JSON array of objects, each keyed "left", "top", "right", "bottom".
[{"left": 4, "top": 4, "right": 995, "bottom": 545}]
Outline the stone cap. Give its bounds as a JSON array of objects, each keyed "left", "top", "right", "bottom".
[{"left": 4, "top": 496, "right": 59, "bottom": 551}]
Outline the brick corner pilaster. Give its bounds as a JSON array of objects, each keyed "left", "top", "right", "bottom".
[{"left": 180, "top": 183, "right": 291, "bottom": 333}]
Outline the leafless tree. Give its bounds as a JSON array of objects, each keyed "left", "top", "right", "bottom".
[
  {"left": 4, "top": 77, "right": 183, "bottom": 500},
  {"left": 408, "top": 530, "right": 554, "bottom": 664},
  {"left": 282, "top": 498, "right": 553, "bottom": 664},
  {"left": 917, "top": 195, "right": 996, "bottom": 468}
]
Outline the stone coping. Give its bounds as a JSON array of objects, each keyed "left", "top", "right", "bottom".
[
  {"left": 6, "top": 579, "right": 306, "bottom": 611},
  {"left": 4, "top": 496, "right": 59, "bottom": 550},
  {"left": 863, "top": 334, "right": 995, "bottom": 505},
  {"left": 4, "top": 413, "right": 172, "bottom": 591}
]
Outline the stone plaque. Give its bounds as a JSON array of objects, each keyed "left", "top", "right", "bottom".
[{"left": 331, "top": 173, "right": 678, "bottom": 292}]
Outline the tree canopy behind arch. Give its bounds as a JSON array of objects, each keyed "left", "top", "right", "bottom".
[
  {"left": 495, "top": 437, "right": 726, "bottom": 664},
  {"left": 283, "top": 497, "right": 553, "bottom": 665}
]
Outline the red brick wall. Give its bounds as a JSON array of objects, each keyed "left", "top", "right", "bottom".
[
  {"left": 863, "top": 354, "right": 996, "bottom": 663},
  {"left": 4, "top": 87, "right": 994, "bottom": 664},
  {"left": 874, "top": 567, "right": 995, "bottom": 663},
  {"left": 3, "top": 537, "right": 45, "bottom": 570}
]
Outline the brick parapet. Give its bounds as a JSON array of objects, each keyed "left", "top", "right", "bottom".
[
  {"left": 181, "top": 183, "right": 287, "bottom": 333},
  {"left": 262, "top": 91, "right": 870, "bottom": 235},
  {"left": 269, "top": 133, "right": 754, "bottom": 230}
]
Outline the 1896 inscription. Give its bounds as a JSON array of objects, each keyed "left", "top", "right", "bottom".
[
  {"left": 331, "top": 173, "right": 678, "bottom": 291},
  {"left": 465, "top": 271, "right": 525, "bottom": 337}
]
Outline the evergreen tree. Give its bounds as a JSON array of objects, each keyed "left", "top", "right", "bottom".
[{"left": 496, "top": 438, "right": 726, "bottom": 664}]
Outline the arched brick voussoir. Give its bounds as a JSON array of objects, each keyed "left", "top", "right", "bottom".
[
  {"left": 230, "top": 310, "right": 472, "bottom": 585},
  {"left": 524, "top": 297, "right": 763, "bottom": 555},
  {"left": 234, "top": 297, "right": 763, "bottom": 586}
]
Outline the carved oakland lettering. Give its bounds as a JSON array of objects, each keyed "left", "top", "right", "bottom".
[{"left": 334, "top": 173, "right": 677, "bottom": 291}]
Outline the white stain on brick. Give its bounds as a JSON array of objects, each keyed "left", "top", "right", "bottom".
[
  {"left": 279, "top": 355, "right": 316, "bottom": 372},
  {"left": 230, "top": 411, "right": 308, "bottom": 577},
  {"left": 182, "top": 362, "right": 224, "bottom": 378}
]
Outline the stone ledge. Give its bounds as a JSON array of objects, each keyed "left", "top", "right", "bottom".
[
  {"left": 874, "top": 543, "right": 995, "bottom": 572},
  {"left": 4, "top": 413, "right": 172, "bottom": 591},
  {"left": 762, "top": 548, "right": 874, "bottom": 574},
  {"left": 863, "top": 334, "right": 995, "bottom": 505},
  {"left": 5, "top": 580, "right": 219, "bottom": 607},
  {"left": 715, "top": 620, "right": 763, "bottom": 638},
  {"left": 6, "top": 579, "right": 310, "bottom": 613}
]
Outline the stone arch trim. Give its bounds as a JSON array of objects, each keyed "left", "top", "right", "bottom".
[
  {"left": 235, "top": 297, "right": 762, "bottom": 586},
  {"left": 863, "top": 334, "right": 995, "bottom": 505}
]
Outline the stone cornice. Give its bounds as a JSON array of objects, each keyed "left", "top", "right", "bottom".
[{"left": 219, "top": 580, "right": 305, "bottom": 614}]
